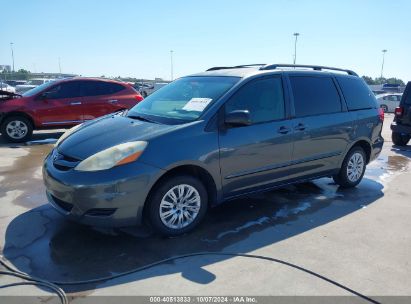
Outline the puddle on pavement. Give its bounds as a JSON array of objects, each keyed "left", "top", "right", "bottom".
[
  {"left": 0, "top": 144, "right": 53, "bottom": 209},
  {"left": 366, "top": 153, "right": 411, "bottom": 186}
]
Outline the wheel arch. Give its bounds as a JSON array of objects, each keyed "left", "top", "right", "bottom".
[
  {"left": 0, "top": 111, "right": 35, "bottom": 129},
  {"left": 344, "top": 139, "right": 372, "bottom": 164}
]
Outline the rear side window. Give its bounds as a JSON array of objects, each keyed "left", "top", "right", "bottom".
[
  {"left": 81, "top": 81, "right": 126, "bottom": 97},
  {"left": 336, "top": 77, "right": 377, "bottom": 110},
  {"left": 225, "top": 77, "right": 285, "bottom": 124},
  {"left": 290, "top": 76, "right": 342, "bottom": 117}
]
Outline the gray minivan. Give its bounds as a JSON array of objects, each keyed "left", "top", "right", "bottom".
[{"left": 43, "top": 64, "right": 384, "bottom": 236}]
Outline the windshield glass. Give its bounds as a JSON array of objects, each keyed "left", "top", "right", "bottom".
[
  {"left": 22, "top": 80, "right": 57, "bottom": 97},
  {"left": 128, "top": 76, "right": 239, "bottom": 123}
]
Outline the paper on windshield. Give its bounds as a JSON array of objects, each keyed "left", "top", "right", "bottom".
[{"left": 182, "top": 98, "right": 213, "bottom": 112}]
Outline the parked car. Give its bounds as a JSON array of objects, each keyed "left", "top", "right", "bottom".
[
  {"left": 0, "top": 77, "right": 143, "bottom": 142},
  {"left": 391, "top": 81, "right": 411, "bottom": 146},
  {"left": 372, "top": 90, "right": 386, "bottom": 95},
  {"left": 4, "top": 80, "right": 27, "bottom": 87},
  {"left": 0, "top": 81, "right": 16, "bottom": 93},
  {"left": 43, "top": 64, "right": 384, "bottom": 236},
  {"left": 376, "top": 93, "right": 402, "bottom": 112},
  {"left": 136, "top": 82, "right": 169, "bottom": 97},
  {"left": 15, "top": 78, "right": 55, "bottom": 94}
]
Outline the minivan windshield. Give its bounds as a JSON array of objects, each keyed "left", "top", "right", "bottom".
[
  {"left": 22, "top": 80, "right": 57, "bottom": 97},
  {"left": 128, "top": 76, "right": 239, "bottom": 123}
]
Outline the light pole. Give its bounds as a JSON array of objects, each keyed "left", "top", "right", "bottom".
[
  {"left": 10, "top": 42, "right": 15, "bottom": 72},
  {"left": 58, "top": 57, "right": 62, "bottom": 75},
  {"left": 380, "top": 49, "right": 387, "bottom": 79},
  {"left": 293, "top": 33, "right": 300, "bottom": 65},
  {"left": 170, "top": 50, "right": 174, "bottom": 81}
]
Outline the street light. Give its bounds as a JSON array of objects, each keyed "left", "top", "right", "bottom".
[
  {"left": 170, "top": 50, "right": 174, "bottom": 81},
  {"left": 380, "top": 49, "right": 387, "bottom": 79},
  {"left": 10, "top": 42, "right": 15, "bottom": 72},
  {"left": 293, "top": 33, "right": 300, "bottom": 65}
]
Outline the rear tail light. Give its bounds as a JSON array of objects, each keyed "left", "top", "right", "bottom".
[
  {"left": 394, "top": 107, "right": 403, "bottom": 117},
  {"left": 378, "top": 108, "right": 384, "bottom": 121},
  {"left": 135, "top": 95, "right": 144, "bottom": 102}
]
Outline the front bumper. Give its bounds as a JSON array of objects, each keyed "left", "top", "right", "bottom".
[
  {"left": 43, "top": 150, "right": 164, "bottom": 227},
  {"left": 391, "top": 121, "right": 411, "bottom": 135}
]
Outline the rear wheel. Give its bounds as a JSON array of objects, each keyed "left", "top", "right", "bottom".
[
  {"left": 333, "top": 146, "right": 366, "bottom": 188},
  {"left": 392, "top": 132, "right": 410, "bottom": 146},
  {"left": 380, "top": 104, "right": 388, "bottom": 112},
  {"left": 1, "top": 116, "right": 33, "bottom": 143},
  {"left": 147, "top": 175, "right": 208, "bottom": 236}
]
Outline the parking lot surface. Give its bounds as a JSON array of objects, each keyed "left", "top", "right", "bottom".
[{"left": 0, "top": 114, "right": 410, "bottom": 302}]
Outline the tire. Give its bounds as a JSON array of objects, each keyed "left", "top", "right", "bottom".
[
  {"left": 0, "top": 116, "right": 33, "bottom": 143},
  {"left": 142, "top": 91, "right": 148, "bottom": 98},
  {"left": 380, "top": 104, "right": 388, "bottom": 112},
  {"left": 333, "top": 146, "right": 366, "bottom": 188},
  {"left": 147, "top": 175, "right": 208, "bottom": 236},
  {"left": 392, "top": 132, "right": 410, "bottom": 146}
]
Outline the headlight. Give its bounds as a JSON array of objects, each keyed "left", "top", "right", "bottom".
[
  {"left": 75, "top": 141, "right": 148, "bottom": 172},
  {"left": 55, "top": 124, "right": 83, "bottom": 147}
]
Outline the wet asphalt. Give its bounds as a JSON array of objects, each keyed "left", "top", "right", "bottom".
[{"left": 0, "top": 114, "right": 411, "bottom": 299}]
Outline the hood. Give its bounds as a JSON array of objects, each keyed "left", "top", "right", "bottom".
[
  {"left": 58, "top": 115, "right": 179, "bottom": 160},
  {"left": 0, "top": 94, "right": 25, "bottom": 106}
]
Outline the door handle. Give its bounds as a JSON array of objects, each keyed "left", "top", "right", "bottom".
[
  {"left": 294, "top": 123, "right": 306, "bottom": 131},
  {"left": 277, "top": 126, "right": 291, "bottom": 134},
  {"left": 70, "top": 101, "right": 82, "bottom": 105},
  {"left": 108, "top": 99, "right": 118, "bottom": 104}
]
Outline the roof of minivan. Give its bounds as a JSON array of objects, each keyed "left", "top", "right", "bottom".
[{"left": 190, "top": 64, "right": 358, "bottom": 79}]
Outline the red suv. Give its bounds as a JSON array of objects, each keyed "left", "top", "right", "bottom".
[{"left": 0, "top": 77, "right": 143, "bottom": 142}]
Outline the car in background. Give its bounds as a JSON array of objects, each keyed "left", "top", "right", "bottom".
[
  {"left": 382, "top": 83, "right": 402, "bottom": 92},
  {"left": 391, "top": 82, "right": 411, "bottom": 146},
  {"left": 376, "top": 93, "right": 402, "bottom": 112},
  {"left": 0, "top": 81, "right": 16, "bottom": 93},
  {"left": 15, "top": 78, "right": 55, "bottom": 94},
  {"left": 0, "top": 77, "right": 143, "bottom": 142},
  {"left": 43, "top": 64, "right": 384, "bottom": 236},
  {"left": 372, "top": 90, "right": 386, "bottom": 95},
  {"left": 135, "top": 82, "right": 169, "bottom": 97},
  {"left": 4, "top": 80, "right": 27, "bottom": 87}
]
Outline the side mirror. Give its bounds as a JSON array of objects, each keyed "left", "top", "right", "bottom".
[{"left": 225, "top": 110, "right": 251, "bottom": 127}]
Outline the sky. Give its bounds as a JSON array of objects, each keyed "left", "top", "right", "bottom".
[{"left": 1, "top": 0, "right": 411, "bottom": 81}]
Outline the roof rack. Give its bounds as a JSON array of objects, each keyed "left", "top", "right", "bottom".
[
  {"left": 259, "top": 64, "right": 358, "bottom": 76},
  {"left": 206, "top": 64, "right": 265, "bottom": 71}
]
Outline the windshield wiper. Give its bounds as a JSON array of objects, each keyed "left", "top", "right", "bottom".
[{"left": 128, "top": 115, "right": 157, "bottom": 123}]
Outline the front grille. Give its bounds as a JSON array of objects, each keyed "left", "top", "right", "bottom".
[
  {"left": 51, "top": 195, "right": 73, "bottom": 212},
  {"left": 85, "top": 208, "right": 116, "bottom": 217},
  {"left": 52, "top": 150, "right": 81, "bottom": 171}
]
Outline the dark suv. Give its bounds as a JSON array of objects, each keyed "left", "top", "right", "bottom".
[
  {"left": 43, "top": 64, "right": 384, "bottom": 236},
  {"left": 391, "top": 81, "right": 411, "bottom": 146}
]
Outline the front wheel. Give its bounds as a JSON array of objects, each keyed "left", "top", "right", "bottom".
[
  {"left": 147, "top": 175, "right": 208, "bottom": 236},
  {"left": 333, "top": 147, "right": 366, "bottom": 188},
  {"left": 0, "top": 116, "right": 33, "bottom": 143},
  {"left": 392, "top": 132, "right": 410, "bottom": 146}
]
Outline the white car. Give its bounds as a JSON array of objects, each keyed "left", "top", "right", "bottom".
[
  {"left": 376, "top": 93, "right": 402, "bottom": 113},
  {"left": 15, "top": 78, "right": 55, "bottom": 94},
  {"left": 0, "top": 81, "right": 16, "bottom": 93}
]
